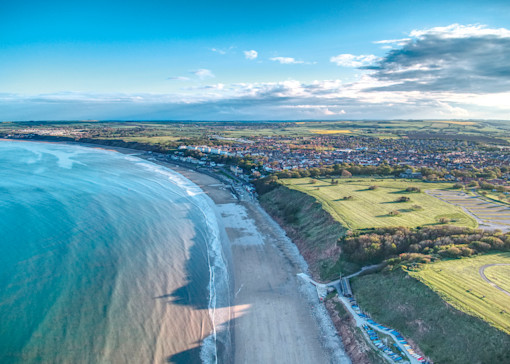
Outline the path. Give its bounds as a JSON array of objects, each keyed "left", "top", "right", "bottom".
[
  {"left": 337, "top": 295, "right": 421, "bottom": 364},
  {"left": 299, "top": 272, "right": 423, "bottom": 364},
  {"left": 479, "top": 264, "right": 510, "bottom": 297}
]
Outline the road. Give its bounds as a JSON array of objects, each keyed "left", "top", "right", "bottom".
[{"left": 479, "top": 264, "right": 510, "bottom": 297}]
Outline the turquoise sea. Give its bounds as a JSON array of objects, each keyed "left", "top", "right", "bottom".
[{"left": 0, "top": 141, "right": 231, "bottom": 364}]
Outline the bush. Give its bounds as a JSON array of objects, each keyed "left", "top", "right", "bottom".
[
  {"left": 412, "top": 204, "right": 423, "bottom": 210},
  {"left": 389, "top": 210, "right": 400, "bottom": 216},
  {"left": 440, "top": 246, "right": 462, "bottom": 258},
  {"left": 406, "top": 186, "right": 421, "bottom": 193},
  {"left": 343, "top": 195, "right": 354, "bottom": 200},
  {"left": 253, "top": 175, "right": 279, "bottom": 195},
  {"left": 460, "top": 246, "right": 475, "bottom": 257},
  {"left": 438, "top": 217, "right": 451, "bottom": 224},
  {"left": 469, "top": 241, "right": 491, "bottom": 252},
  {"left": 341, "top": 169, "right": 352, "bottom": 178},
  {"left": 396, "top": 196, "right": 410, "bottom": 202},
  {"left": 453, "top": 183, "right": 463, "bottom": 189},
  {"left": 368, "top": 185, "right": 378, "bottom": 190}
]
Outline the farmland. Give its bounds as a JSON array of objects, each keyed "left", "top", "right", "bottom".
[
  {"left": 0, "top": 119, "right": 507, "bottom": 142},
  {"left": 410, "top": 252, "right": 510, "bottom": 334},
  {"left": 281, "top": 178, "right": 477, "bottom": 230}
]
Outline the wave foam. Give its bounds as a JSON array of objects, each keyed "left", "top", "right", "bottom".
[{"left": 134, "top": 159, "right": 231, "bottom": 364}]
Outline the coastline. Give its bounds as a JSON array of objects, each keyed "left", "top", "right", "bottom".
[
  {"left": 3, "top": 139, "right": 349, "bottom": 363},
  {"left": 137, "top": 155, "right": 350, "bottom": 363}
]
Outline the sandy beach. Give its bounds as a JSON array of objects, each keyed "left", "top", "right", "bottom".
[{"left": 165, "top": 163, "right": 349, "bottom": 363}]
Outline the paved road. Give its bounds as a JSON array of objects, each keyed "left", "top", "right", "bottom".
[{"left": 479, "top": 264, "right": 510, "bottom": 297}]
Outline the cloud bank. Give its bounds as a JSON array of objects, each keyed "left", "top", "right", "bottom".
[{"left": 368, "top": 24, "right": 510, "bottom": 93}]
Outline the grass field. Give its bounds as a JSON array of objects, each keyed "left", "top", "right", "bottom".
[
  {"left": 410, "top": 252, "right": 510, "bottom": 334},
  {"left": 352, "top": 269, "right": 510, "bottom": 363},
  {"left": 485, "top": 265, "right": 510, "bottom": 294},
  {"left": 281, "top": 178, "right": 476, "bottom": 230},
  {"left": 433, "top": 120, "right": 477, "bottom": 125},
  {"left": 310, "top": 129, "right": 352, "bottom": 134}
]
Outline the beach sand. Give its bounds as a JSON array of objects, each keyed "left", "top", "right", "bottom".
[{"left": 168, "top": 164, "right": 342, "bottom": 363}]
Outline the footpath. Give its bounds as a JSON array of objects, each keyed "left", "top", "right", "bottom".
[{"left": 299, "top": 270, "right": 428, "bottom": 364}]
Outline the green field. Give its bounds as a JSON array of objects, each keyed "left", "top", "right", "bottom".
[
  {"left": 485, "top": 265, "right": 510, "bottom": 294},
  {"left": 352, "top": 269, "right": 510, "bottom": 363},
  {"left": 281, "top": 178, "right": 477, "bottom": 230},
  {"left": 410, "top": 252, "right": 510, "bottom": 334}
]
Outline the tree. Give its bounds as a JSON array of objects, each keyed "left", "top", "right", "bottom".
[{"left": 341, "top": 169, "right": 352, "bottom": 178}]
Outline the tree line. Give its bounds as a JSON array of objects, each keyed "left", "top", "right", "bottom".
[{"left": 340, "top": 225, "right": 510, "bottom": 268}]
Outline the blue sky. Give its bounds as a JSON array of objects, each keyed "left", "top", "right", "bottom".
[{"left": 1, "top": 0, "right": 510, "bottom": 120}]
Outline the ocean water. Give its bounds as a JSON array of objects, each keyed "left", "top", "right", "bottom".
[{"left": 0, "top": 141, "right": 231, "bottom": 364}]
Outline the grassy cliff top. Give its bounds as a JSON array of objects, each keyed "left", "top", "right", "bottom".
[
  {"left": 281, "top": 178, "right": 477, "bottom": 230},
  {"left": 410, "top": 252, "right": 510, "bottom": 335}
]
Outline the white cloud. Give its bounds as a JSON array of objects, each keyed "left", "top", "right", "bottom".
[
  {"left": 409, "top": 23, "right": 510, "bottom": 39},
  {"left": 192, "top": 69, "right": 215, "bottom": 80},
  {"left": 210, "top": 46, "right": 234, "bottom": 54},
  {"left": 4, "top": 77, "right": 510, "bottom": 120},
  {"left": 244, "top": 50, "right": 258, "bottom": 60},
  {"left": 373, "top": 38, "right": 411, "bottom": 45},
  {"left": 270, "top": 56, "right": 304, "bottom": 64},
  {"left": 211, "top": 48, "right": 226, "bottom": 54},
  {"left": 330, "top": 54, "right": 379, "bottom": 67}
]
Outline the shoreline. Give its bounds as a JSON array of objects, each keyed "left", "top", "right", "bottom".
[
  {"left": 145, "top": 155, "right": 350, "bottom": 363},
  {"left": 3, "top": 139, "right": 349, "bottom": 363}
]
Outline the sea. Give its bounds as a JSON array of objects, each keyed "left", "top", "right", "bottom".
[{"left": 0, "top": 140, "right": 232, "bottom": 364}]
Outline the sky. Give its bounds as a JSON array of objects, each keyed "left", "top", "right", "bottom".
[{"left": 1, "top": 0, "right": 510, "bottom": 121}]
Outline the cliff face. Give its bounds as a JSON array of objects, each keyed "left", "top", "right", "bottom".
[{"left": 259, "top": 184, "right": 346, "bottom": 280}]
